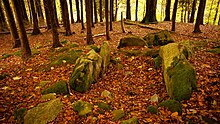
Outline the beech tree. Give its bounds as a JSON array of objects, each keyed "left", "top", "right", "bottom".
[
  {"left": 189, "top": 0, "right": 197, "bottom": 23},
  {"left": 94, "top": 0, "right": 98, "bottom": 23},
  {"left": 0, "top": 3, "right": 7, "bottom": 31},
  {"left": 85, "top": 0, "right": 94, "bottom": 44},
  {"left": 60, "top": 0, "right": 72, "bottom": 36},
  {"left": 75, "top": 0, "right": 81, "bottom": 23},
  {"left": 141, "top": 0, "right": 157, "bottom": 23},
  {"left": 81, "top": 0, "right": 85, "bottom": 29},
  {"left": 100, "top": 0, "right": 103, "bottom": 22},
  {"left": 19, "top": 0, "right": 29, "bottom": 22},
  {"left": 110, "top": 0, "right": 113, "bottom": 31},
  {"left": 213, "top": 0, "right": 220, "bottom": 24},
  {"left": 69, "top": 0, "right": 74, "bottom": 24},
  {"left": 11, "top": 0, "right": 31, "bottom": 60},
  {"left": 164, "top": 0, "right": 171, "bottom": 21},
  {"left": 2, "top": 0, "right": 21, "bottom": 48},
  {"left": 30, "top": 0, "right": 41, "bottom": 35},
  {"left": 135, "top": 0, "right": 138, "bottom": 21},
  {"left": 126, "top": 0, "right": 131, "bottom": 19},
  {"left": 171, "top": 0, "right": 179, "bottom": 31},
  {"left": 43, "top": 0, "right": 51, "bottom": 29},
  {"left": 35, "top": 0, "right": 44, "bottom": 20},
  {"left": 105, "top": 0, "right": 110, "bottom": 40},
  {"left": 91, "top": 0, "right": 95, "bottom": 27},
  {"left": 193, "top": 0, "right": 206, "bottom": 33}
]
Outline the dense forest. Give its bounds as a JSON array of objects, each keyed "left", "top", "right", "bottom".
[{"left": 0, "top": 0, "right": 219, "bottom": 123}]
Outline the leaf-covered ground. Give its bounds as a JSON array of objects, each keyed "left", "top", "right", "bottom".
[{"left": 0, "top": 22, "right": 220, "bottom": 123}]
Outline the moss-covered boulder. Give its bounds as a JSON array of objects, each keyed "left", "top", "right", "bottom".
[
  {"left": 143, "top": 30, "right": 173, "bottom": 47},
  {"left": 41, "top": 80, "right": 68, "bottom": 95},
  {"left": 73, "top": 100, "right": 92, "bottom": 116},
  {"left": 158, "top": 99, "right": 182, "bottom": 115},
  {"left": 40, "top": 93, "right": 56, "bottom": 101},
  {"left": 14, "top": 108, "right": 27, "bottom": 124},
  {"left": 159, "top": 43, "right": 197, "bottom": 101},
  {"left": 147, "top": 105, "right": 158, "bottom": 114},
  {"left": 98, "top": 102, "right": 111, "bottom": 111},
  {"left": 118, "top": 36, "right": 147, "bottom": 48},
  {"left": 112, "top": 109, "right": 125, "bottom": 121},
  {"left": 24, "top": 98, "right": 63, "bottom": 124},
  {"left": 100, "top": 41, "right": 110, "bottom": 76},
  {"left": 121, "top": 116, "right": 139, "bottom": 124},
  {"left": 101, "top": 90, "right": 113, "bottom": 99}
]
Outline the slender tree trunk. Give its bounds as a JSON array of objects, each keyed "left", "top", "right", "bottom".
[
  {"left": 85, "top": 0, "right": 94, "bottom": 44},
  {"left": 184, "top": 1, "right": 187, "bottom": 22},
  {"left": 69, "top": 0, "right": 74, "bottom": 24},
  {"left": 126, "top": 0, "right": 131, "bottom": 19},
  {"left": 48, "top": 0, "right": 62, "bottom": 48},
  {"left": 115, "top": 0, "right": 118, "bottom": 21},
  {"left": 2, "top": 0, "right": 21, "bottom": 48},
  {"left": 0, "top": 3, "right": 7, "bottom": 31},
  {"left": 213, "top": 0, "right": 220, "bottom": 25},
  {"left": 105, "top": 0, "right": 110, "bottom": 40},
  {"left": 135, "top": 0, "right": 138, "bottom": 21},
  {"left": 94, "top": 0, "right": 98, "bottom": 23},
  {"left": 207, "top": 0, "right": 214, "bottom": 24},
  {"left": 110, "top": 0, "right": 113, "bottom": 30},
  {"left": 20, "top": 0, "right": 29, "bottom": 22},
  {"left": 81, "top": 0, "right": 85, "bottom": 29},
  {"left": 60, "top": 0, "right": 66, "bottom": 27},
  {"left": 121, "top": 12, "right": 125, "bottom": 33},
  {"left": 30, "top": 0, "right": 41, "bottom": 35},
  {"left": 100, "top": 0, "right": 103, "bottom": 22},
  {"left": 193, "top": 0, "right": 206, "bottom": 33},
  {"left": 43, "top": 0, "right": 51, "bottom": 29},
  {"left": 35, "top": 0, "right": 44, "bottom": 20},
  {"left": 218, "top": 15, "right": 220, "bottom": 25},
  {"left": 54, "top": 0, "right": 59, "bottom": 28},
  {"left": 171, "top": 0, "right": 178, "bottom": 31},
  {"left": 11, "top": 0, "right": 31, "bottom": 60},
  {"left": 181, "top": 1, "right": 184, "bottom": 22},
  {"left": 76, "top": 0, "right": 81, "bottom": 23},
  {"left": 27, "top": 0, "right": 32, "bottom": 24},
  {"left": 91, "top": 0, "right": 95, "bottom": 27},
  {"left": 60, "top": 0, "right": 72, "bottom": 35},
  {"left": 164, "top": 0, "right": 171, "bottom": 21},
  {"left": 189, "top": 0, "right": 197, "bottom": 23}
]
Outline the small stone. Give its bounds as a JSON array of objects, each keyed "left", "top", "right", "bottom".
[
  {"left": 101, "top": 90, "right": 112, "bottom": 99},
  {"left": 150, "top": 94, "right": 159, "bottom": 103},
  {"left": 112, "top": 109, "right": 125, "bottom": 121}
]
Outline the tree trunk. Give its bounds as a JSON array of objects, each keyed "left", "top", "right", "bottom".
[
  {"left": 141, "top": 0, "right": 157, "bottom": 23},
  {"left": 207, "top": 0, "right": 214, "bottom": 24},
  {"left": 11, "top": 0, "right": 32, "bottom": 60},
  {"left": 193, "top": 0, "right": 206, "bottom": 33},
  {"left": 2, "top": 0, "right": 21, "bottom": 48},
  {"left": 218, "top": 15, "right": 220, "bottom": 25},
  {"left": 60, "top": 0, "right": 72, "bottom": 35},
  {"left": 85, "top": 0, "right": 94, "bottom": 44},
  {"left": 35, "top": 0, "right": 44, "bottom": 20},
  {"left": 164, "top": 0, "right": 171, "bottom": 21},
  {"left": 135, "top": 0, "right": 138, "bottom": 21},
  {"left": 213, "top": 0, "right": 220, "bottom": 25},
  {"left": 171, "top": 0, "right": 178, "bottom": 31},
  {"left": 189, "top": 0, "right": 197, "bottom": 23},
  {"left": 0, "top": 3, "right": 7, "bottom": 31},
  {"left": 81, "top": 0, "right": 85, "bottom": 29},
  {"left": 181, "top": 1, "right": 184, "bottom": 22},
  {"left": 100, "top": 0, "right": 103, "bottom": 22},
  {"left": 43, "top": 0, "right": 51, "bottom": 29},
  {"left": 94, "top": 0, "right": 98, "bottom": 23},
  {"left": 126, "top": 0, "right": 131, "bottom": 19},
  {"left": 30, "top": 0, "right": 41, "bottom": 35},
  {"left": 91, "top": 0, "right": 95, "bottom": 27},
  {"left": 115, "top": 0, "right": 118, "bottom": 21},
  {"left": 105, "top": 0, "right": 110, "bottom": 40},
  {"left": 69, "top": 0, "right": 74, "bottom": 24},
  {"left": 76, "top": 0, "right": 81, "bottom": 23},
  {"left": 54, "top": 0, "right": 59, "bottom": 28},
  {"left": 20, "top": 0, "right": 29, "bottom": 22},
  {"left": 27, "top": 0, "right": 32, "bottom": 23},
  {"left": 110, "top": 0, "right": 113, "bottom": 30},
  {"left": 121, "top": 12, "right": 125, "bottom": 33}
]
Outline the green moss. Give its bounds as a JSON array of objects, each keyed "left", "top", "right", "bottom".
[
  {"left": 207, "top": 47, "right": 220, "bottom": 54},
  {"left": 121, "top": 116, "right": 139, "bottom": 124},
  {"left": 0, "top": 73, "right": 9, "bottom": 80},
  {"left": 154, "top": 56, "right": 162, "bottom": 70},
  {"left": 112, "top": 110, "right": 125, "bottom": 121},
  {"left": 158, "top": 99, "right": 182, "bottom": 115},
  {"left": 118, "top": 36, "right": 147, "bottom": 48},
  {"left": 14, "top": 50, "right": 22, "bottom": 57},
  {"left": 14, "top": 108, "right": 27, "bottom": 123},
  {"left": 60, "top": 40, "right": 69, "bottom": 44},
  {"left": 41, "top": 80, "right": 68, "bottom": 95},
  {"left": 73, "top": 100, "right": 92, "bottom": 116},
  {"left": 144, "top": 49, "right": 159, "bottom": 58},
  {"left": 1, "top": 53, "right": 13, "bottom": 59},
  {"left": 147, "top": 105, "right": 158, "bottom": 114},
  {"left": 97, "top": 102, "right": 111, "bottom": 111},
  {"left": 119, "top": 49, "right": 142, "bottom": 57},
  {"left": 89, "top": 45, "right": 100, "bottom": 52},
  {"left": 70, "top": 43, "right": 79, "bottom": 47}
]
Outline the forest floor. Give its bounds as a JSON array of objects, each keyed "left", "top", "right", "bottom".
[{"left": 0, "top": 21, "right": 220, "bottom": 123}]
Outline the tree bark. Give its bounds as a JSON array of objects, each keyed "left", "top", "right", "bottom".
[
  {"left": 35, "top": 0, "right": 44, "bottom": 19},
  {"left": 218, "top": 15, "right": 220, "bottom": 25},
  {"left": 105, "top": 0, "right": 110, "bottom": 40},
  {"left": 193, "top": 0, "right": 206, "bottom": 33},
  {"left": 100, "top": 0, "right": 103, "bottom": 22},
  {"left": 207, "top": 0, "right": 214, "bottom": 24},
  {"left": 164, "top": 0, "right": 171, "bottom": 21},
  {"left": 141, "top": 0, "right": 157, "bottom": 23},
  {"left": 0, "top": 3, "right": 7, "bottom": 31},
  {"left": 121, "top": 12, "right": 125, "bottom": 33},
  {"left": 75, "top": 0, "right": 81, "bottom": 23},
  {"left": 213, "top": 0, "right": 220, "bottom": 25},
  {"left": 2, "top": 0, "right": 21, "bottom": 48},
  {"left": 19, "top": 0, "right": 29, "bottom": 22},
  {"left": 94, "top": 0, "right": 98, "bottom": 23},
  {"left": 43, "top": 0, "right": 51, "bottom": 29},
  {"left": 126, "top": 0, "right": 131, "bottom": 19},
  {"left": 54, "top": 0, "right": 59, "bottom": 28},
  {"left": 85, "top": 0, "right": 94, "bottom": 44},
  {"left": 189, "top": 0, "right": 197, "bottom": 23},
  {"left": 60, "top": 0, "right": 72, "bottom": 35},
  {"left": 69, "top": 0, "right": 74, "bottom": 24},
  {"left": 81, "top": 0, "right": 85, "bottom": 29},
  {"left": 135, "top": 0, "right": 138, "bottom": 21},
  {"left": 91, "top": 0, "right": 95, "bottom": 27},
  {"left": 115, "top": 0, "right": 118, "bottom": 21},
  {"left": 171, "top": 0, "right": 178, "bottom": 31},
  {"left": 27, "top": 0, "right": 32, "bottom": 23},
  {"left": 110, "top": 0, "right": 113, "bottom": 30},
  {"left": 11, "top": 0, "right": 31, "bottom": 60},
  {"left": 30, "top": 0, "right": 41, "bottom": 35}
]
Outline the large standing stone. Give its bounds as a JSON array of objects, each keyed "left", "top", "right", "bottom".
[
  {"left": 24, "top": 98, "right": 63, "bottom": 124},
  {"left": 100, "top": 41, "right": 110, "bottom": 76},
  {"left": 159, "top": 43, "right": 197, "bottom": 101},
  {"left": 41, "top": 80, "right": 68, "bottom": 95},
  {"left": 118, "top": 36, "right": 147, "bottom": 48}
]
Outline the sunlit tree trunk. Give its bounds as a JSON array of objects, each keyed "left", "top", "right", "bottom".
[
  {"left": 85, "top": 0, "right": 94, "bottom": 44},
  {"left": 94, "top": 0, "right": 98, "bottom": 23},
  {"left": 105, "top": 0, "right": 110, "bottom": 40},
  {"left": 126, "top": 0, "right": 131, "bottom": 19},
  {"left": 207, "top": 0, "right": 214, "bottom": 24},
  {"left": 19, "top": 0, "right": 29, "bottom": 22},
  {"left": 54, "top": 0, "right": 59, "bottom": 28},
  {"left": 27, "top": 0, "right": 32, "bottom": 23},
  {"left": 69, "top": 0, "right": 74, "bottom": 24},
  {"left": 75, "top": 0, "right": 81, "bottom": 23},
  {"left": 181, "top": 1, "right": 184, "bottom": 22},
  {"left": 193, "top": 0, "right": 206, "bottom": 33},
  {"left": 2, "top": 0, "right": 21, "bottom": 48},
  {"left": 60, "top": 0, "right": 72, "bottom": 35},
  {"left": 0, "top": 3, "right": 7, "bottom": 31},
  {"left": 11, "top": 0, "right": 31, "bottom": 60},
  {"left": 35, "top": 0, "right": 44, "bottom": 20},
  {"left": 141, "top": 0, "right": 157, "bottom": 23},
  {"left": 213, "top": 0, "right": 220, "bottom": 25},
  {"left": 115, "top": 0, "right": 118, "bottom": 21},
  {"left": 91, "top": 0, "right": 95, "bottom": 27},
  {"left": 30, "top": 0, "right": 41, "bottom": 35},
  {"left": 100, "top": 0, "right": 103, "bottom": 22},
  {"left": 80, "top": 0, "right": 85, "bottom": 29},
  {"left": 43, "top": 0, "right": 51, "bottom": 29},
  {"left": 189, "top": 0, "right": 197, "bottom": 23},
  {"left": 171, "top": 0, "right": 178, "bottom": 31},
  {"left": 164, "top": 0, "right": 171, "bottom": 21},
  {"left": 135, "top": 0, "right": 138, "bottom": 21}
]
